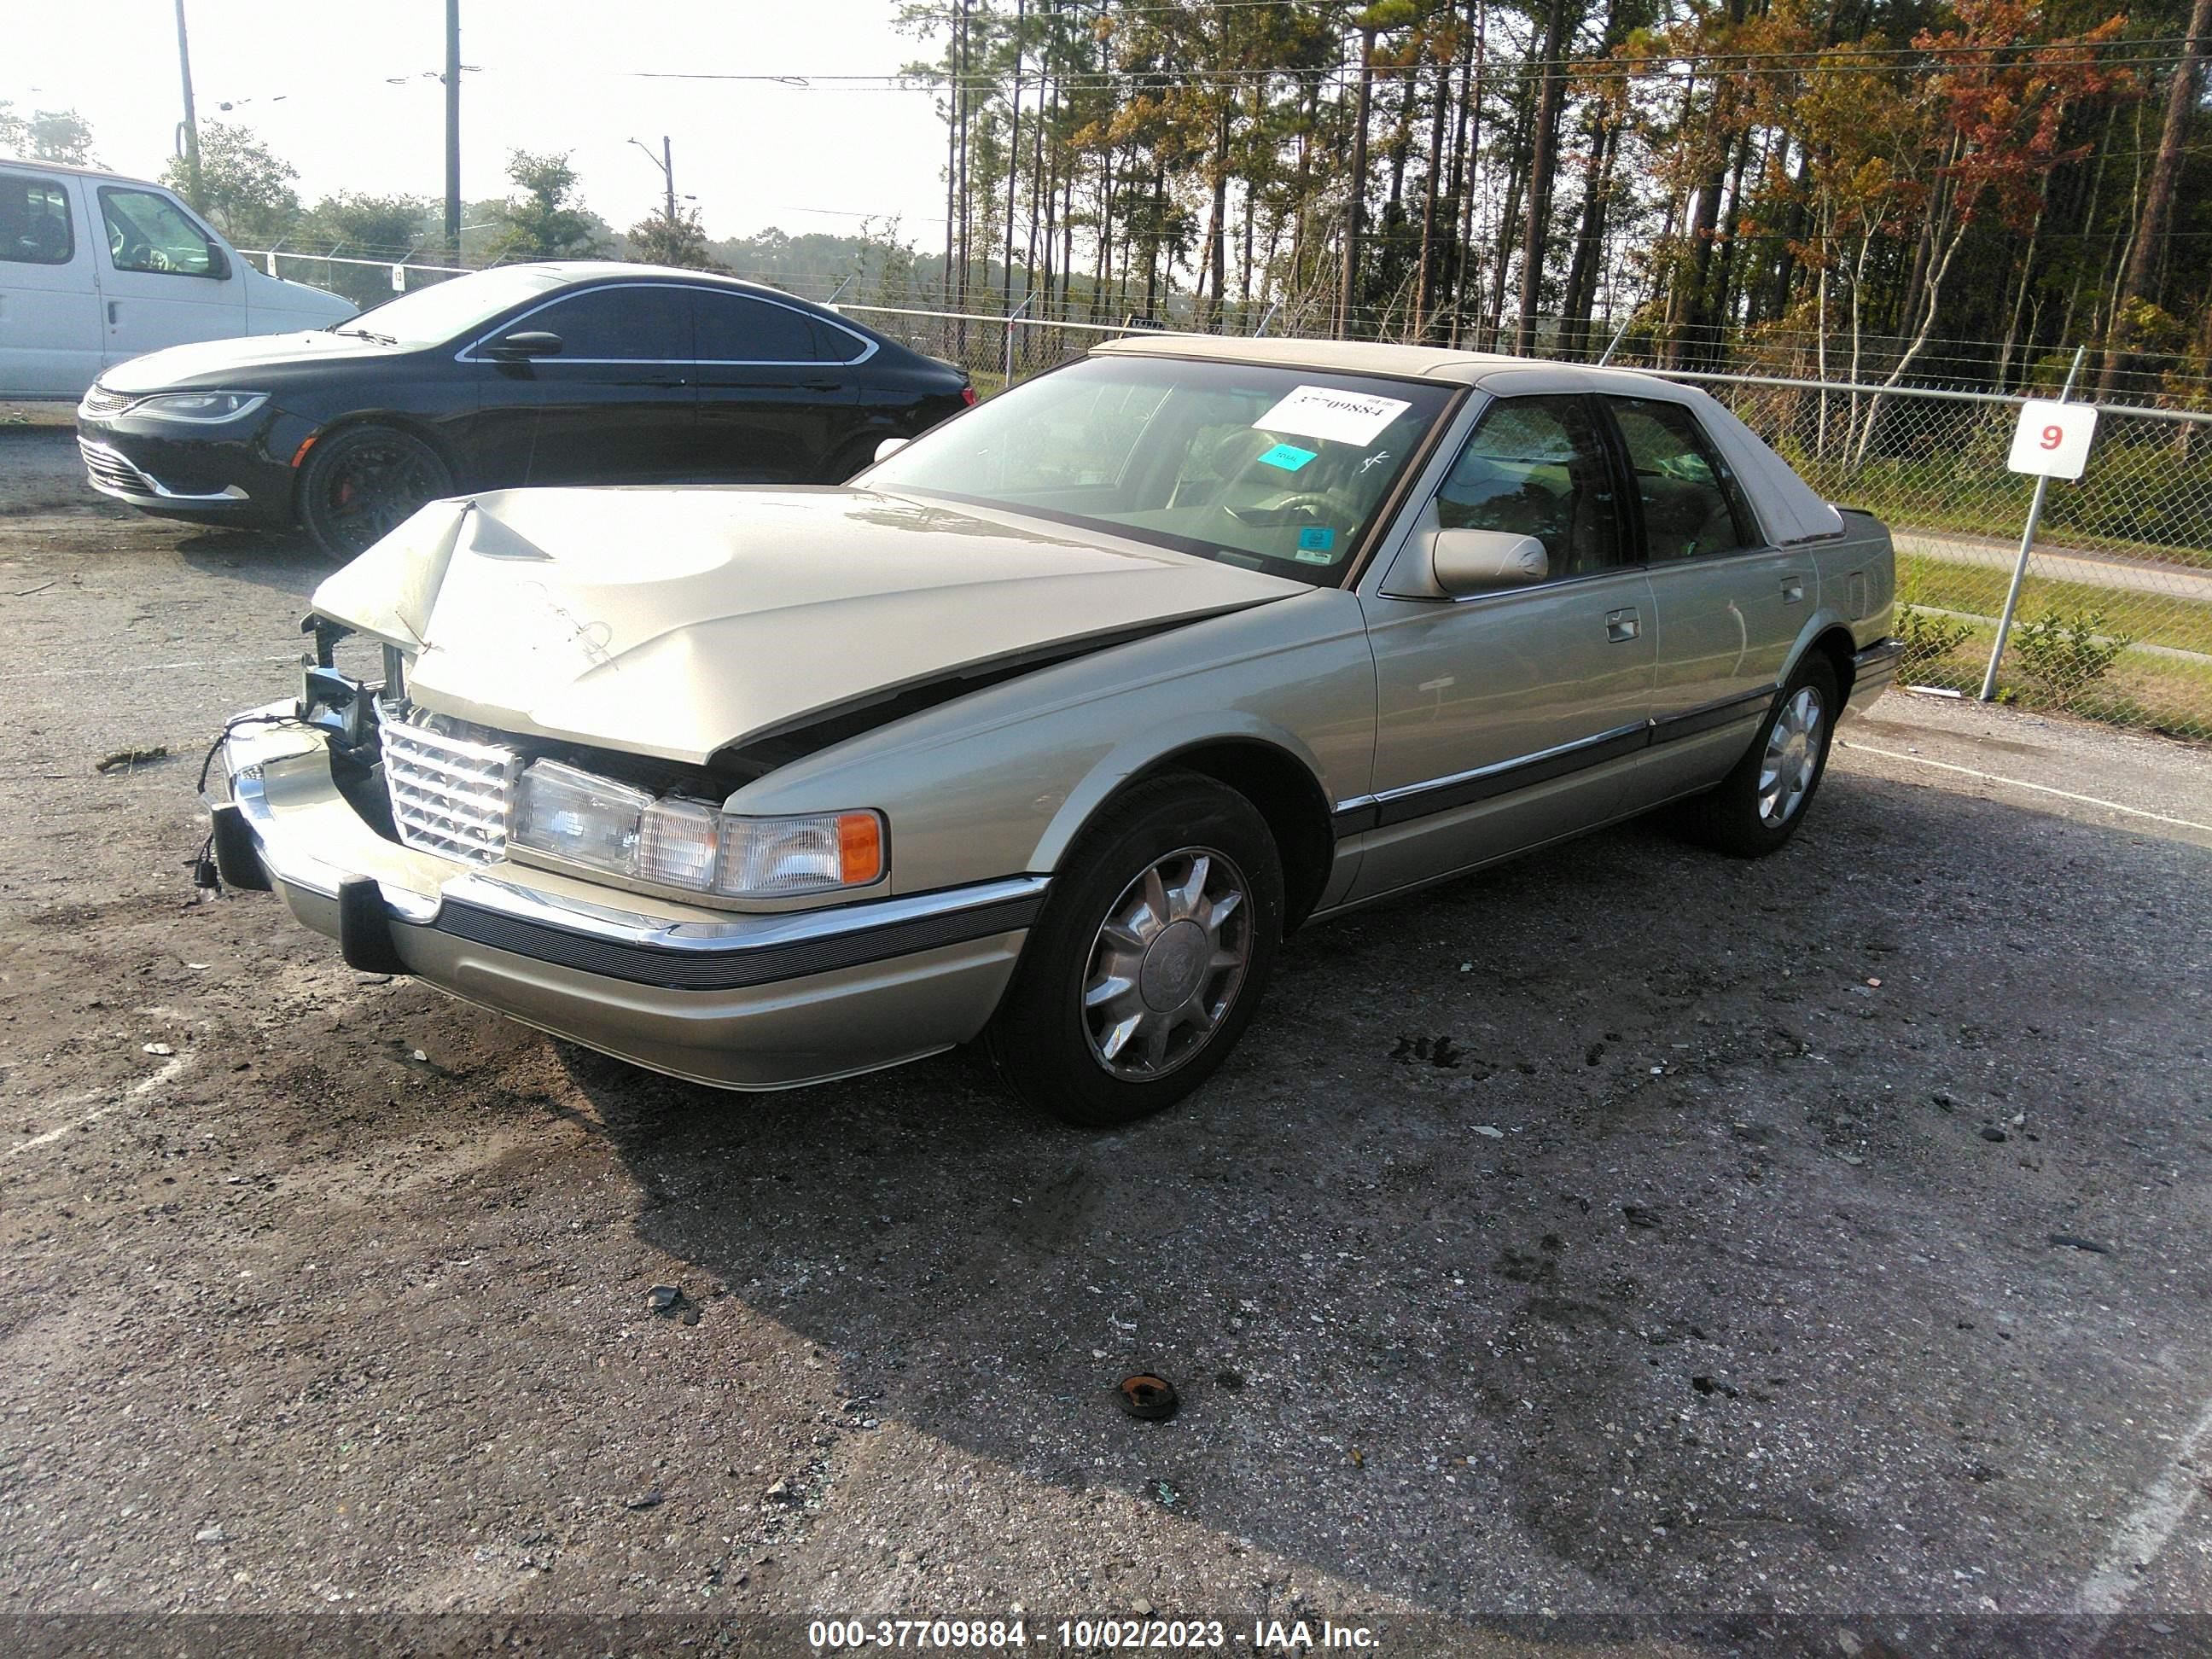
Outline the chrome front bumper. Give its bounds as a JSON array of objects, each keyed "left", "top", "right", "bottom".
[{"left": 209, "top": 718, "right": 1042, "bottom": 1091}]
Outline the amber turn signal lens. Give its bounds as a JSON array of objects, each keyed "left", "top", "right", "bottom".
[{"left": 837, "top": 812, "right": 883, "bottom": 884}]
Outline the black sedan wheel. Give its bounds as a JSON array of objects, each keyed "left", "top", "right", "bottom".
[
  {"left": 987, "top": 774, "right": 1284, "bottom": 1127},
  {"left": 299, "top": 425, "right": 453, "bottom": 560}
]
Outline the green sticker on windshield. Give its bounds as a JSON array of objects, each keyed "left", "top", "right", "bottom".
[{"left": 1259, "top": 443, "right": 1318, "bottom": 473}]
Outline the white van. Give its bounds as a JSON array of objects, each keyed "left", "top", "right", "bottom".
[{"left": 0, "top": 158, "right": 356, "bottom": 400}]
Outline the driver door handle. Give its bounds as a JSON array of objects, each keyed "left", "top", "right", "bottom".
[{"left": 1605, "top": 607, "right": 1641, "bottom": 643}]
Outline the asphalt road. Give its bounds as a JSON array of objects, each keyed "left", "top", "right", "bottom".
[
  {"left": 3, "top": 426, "right": 2211, "bottom": 1656},
  {"left": 1899, "top": 526, "right": 2212, "bottom": 606}
]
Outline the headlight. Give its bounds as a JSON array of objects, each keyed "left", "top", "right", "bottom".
[
  {"left": 510, "top": 760, "right": 885, "bottom": 898},
  {"left": 127, "top": 391, "right": 270, "bottom": 423}
]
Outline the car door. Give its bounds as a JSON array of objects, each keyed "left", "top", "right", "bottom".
[
  {"left": 1604, "top": 394, "right": 1813, "bottom": 800},
  {"left": 464, "top": 281, "right": 696, "bottom": 486},
  {"left": 691, "top": 288, "right": 860, "bottom": 482},
  {"left": 0, "top": 168, "right": 102, "bottom": 399},
  {"left": 1349, "top": 393, "right": 1656, "bottom": 902},
  {"left": 90, "top": 183, "right": 248, "bottom": 364}
]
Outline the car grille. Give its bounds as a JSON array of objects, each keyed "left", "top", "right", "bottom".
[
  {"left": 380, "top": 708, "right": 521, "bottom": 865},
  {"left": 79, "top": 385, "right": 132, "bottom": 417},
  {"left": 79, "top": 438, "right": 151, "bottom": 496}
]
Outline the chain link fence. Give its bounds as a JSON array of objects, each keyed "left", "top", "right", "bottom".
[
  {"left": 245, "top": 254, "right": 2209, "bottom": 743},
  {"left": 1665, "top": 374, "right": 2212, "bottom": 743}
]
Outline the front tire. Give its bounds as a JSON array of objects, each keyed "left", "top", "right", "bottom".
[
  {"left": 987, "top": 774, "right": 1284, "bottom": 1127},
  {"left": 1686, "top": 655, "right": 1840, "bottom": 857},
  {"left": 298, "top": 424, "right": 453, "bottom": 561}
]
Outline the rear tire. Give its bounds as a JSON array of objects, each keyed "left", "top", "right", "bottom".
[
  {"left": 1686, "top": 655, "right": 1840, "bottom": 858},
  {"left": 298, "top": 424, "right": 452, "bottom": 561},
  {"left": 818, "top": 434, "right": 891, "bottom": 484},
  {"left": 987, "top": 774, "right": 1284, "bottom": 1128}
]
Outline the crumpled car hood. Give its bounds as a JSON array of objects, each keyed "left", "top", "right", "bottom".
[{"left": 311, "top": 486, "right": 1306, "bottom": 763}]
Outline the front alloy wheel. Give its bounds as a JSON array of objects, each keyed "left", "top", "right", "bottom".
[
  {"left": 988, "top": 774, "right": 1284, "bottom": 1127},
  {"left": 299, "top": 424, "right": 453, "bottom": 560},
  {"left": 1081, "top": 847, "right": 1252, "bottom": 1080}
]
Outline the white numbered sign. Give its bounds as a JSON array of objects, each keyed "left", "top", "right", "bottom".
[{"left": 2006, "top": 399, "right": 2098, "bottom": 480}]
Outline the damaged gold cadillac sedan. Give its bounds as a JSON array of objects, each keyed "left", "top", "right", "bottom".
[{"left": 205, "top": 336, "right": 1901, "bottom": 1126}]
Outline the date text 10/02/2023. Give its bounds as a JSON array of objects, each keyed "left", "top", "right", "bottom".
[{"left": 806, "top": 1617, "right": 1382, "bottom": 1650}]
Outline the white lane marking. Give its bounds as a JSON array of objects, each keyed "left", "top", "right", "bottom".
[
  {"left": 1837, "top": 741, "right": 2212, "bottom": 834},
  {"left": 2073, "top": 1392, "right": 2212, "bottom": 1614},
  {"left": 4, "top": 1054, "right": 189, "bottom": 1158},
  {"left": 0, "top": 654, "right": 296, "bottom": 684}
]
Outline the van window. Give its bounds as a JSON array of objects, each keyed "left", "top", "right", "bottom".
[
  {"left": 98, "top": 188, "right": 227, "bottom": 279},
  {"left": 0, "top": 173, "right": 74, "bottom": 266}
]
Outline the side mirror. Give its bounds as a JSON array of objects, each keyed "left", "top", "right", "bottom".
[
  {"left": 873, "top": 436, "right": 910, "bottom": 464},
  {"left": 487, "top": 330, "right": 564, "bottom": 360},
  {"left": 1429, "top": 528, "right": 1549, "bottom": 597}
]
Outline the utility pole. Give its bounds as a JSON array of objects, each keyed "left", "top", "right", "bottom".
[
  {"left": 629, "top": 137, "right": 677, "bottom": 222},
  {"left": 445, "top": 0, "right": 462, "bottom": 265},
  {"left": 173, "top": 0, "right": 202, "bottom": 210}
]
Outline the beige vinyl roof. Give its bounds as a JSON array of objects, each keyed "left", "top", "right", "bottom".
[
  {"left": 1088, "top": 332, "right": 1848, "bottom": 546},
  {"left": 1091, "top": 331, "right": 1673, "bottom": 393}
]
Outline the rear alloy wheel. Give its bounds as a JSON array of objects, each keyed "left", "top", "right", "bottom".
[
  {"left": 988, "top": 774, "right": 1284, "bottom": 1127},
  {"left": 1686, "top": 655, "right": 1839, "bottom": 857},
  {"left": 299, "top": 424, "right": 453, "bottom": 560}
]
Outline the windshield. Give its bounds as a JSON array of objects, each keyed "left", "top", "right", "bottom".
[
  {"left": 341, "top": 265, "right": 574, "bottom": 346},
  {"left": 864, "top": 355, "right": 1458, "bottom": 586}
]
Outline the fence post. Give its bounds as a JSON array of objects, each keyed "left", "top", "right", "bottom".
[
  {"left": 1596, "top": 317, "right": 1629, "bottom": 366},
  {"left": 1978, "top": 345, "right": 2087, "bottom": 702},
  {"left": 1002, "top": 288, "right": 1036, "bottom": 388},
  {"left": 1252, "top": 300, "right": 1281, "bottom": 338}
]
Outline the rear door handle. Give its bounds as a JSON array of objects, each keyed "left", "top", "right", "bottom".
[
  {"left": 1605, "top": 607, "right": 1641, "bottom": 643},
  {"left": 1780, "top": 575, "right": 1806, "bottom": 604}
]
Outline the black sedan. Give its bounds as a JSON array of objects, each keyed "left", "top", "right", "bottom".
[{"left": 74, "top": 262, "right": 975, "bottom": 556}]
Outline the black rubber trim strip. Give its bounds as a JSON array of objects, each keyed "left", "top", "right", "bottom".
[
  {"left": 425, "top": 890, "right": 1047, "bottom": 992},
  {"left": 338, "top": 876, "right": 410, "bottom": 975},
  {"left": 1854, "top": 637, "right": 1906, "bottom": 674},
  {"left": 1373, "top": 725, "right": 1650, "bottom": 828},
  {"left": 1648, "top": 686, "right": 1776, "bottom": 742},
  {"left": 210, "top": 802, "right": 273, "bottom": 892},
  {"left": 1348, "top": 684, "right": 1779, "bottom": 835}
]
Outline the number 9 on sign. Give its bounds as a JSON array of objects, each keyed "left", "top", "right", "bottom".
[{"left": 2006, "top": 399, "right": 2098, "bottom": 480}]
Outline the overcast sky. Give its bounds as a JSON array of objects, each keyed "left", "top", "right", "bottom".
[{"left": 7, "top": 1, "right": 949, "bottom": 264}]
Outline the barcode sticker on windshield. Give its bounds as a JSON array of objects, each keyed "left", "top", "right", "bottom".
[{"left": 1254, "top": 385, "right": 1413, "bottom": 447}]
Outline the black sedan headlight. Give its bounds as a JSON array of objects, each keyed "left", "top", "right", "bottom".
[{"left": 120, "top": 391, "right": 270, "bottom": 424}]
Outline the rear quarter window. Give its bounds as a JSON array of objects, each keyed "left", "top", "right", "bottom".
[{"left": 0, "top": 172, "right": 74, "bottom": 266}]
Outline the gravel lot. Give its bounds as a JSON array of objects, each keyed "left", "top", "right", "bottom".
[{"left": 3, "top": 422, "right": 2210, "bottom": 1654}]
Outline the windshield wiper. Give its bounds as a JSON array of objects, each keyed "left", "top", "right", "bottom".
[{"left": 332, "top": 327, "right": 398, "bottom": 345}]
